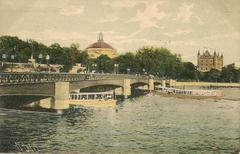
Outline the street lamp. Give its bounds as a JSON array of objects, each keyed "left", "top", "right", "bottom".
[
  {"left": 95, "top": 64, "right": 97, "bottom": 73},
  {"left": 11, "top": 54, "right": 15, "bottom": 72},
  {"left": 142, "top": 68, "right": 145, "bottom": 75},
  {"left": 127, "top": 68, "right": 130, "bottom": 74},
  {"left": 92, "top": 63, "right": 97, "bottom": 73},
  {"left": 46, "top": 54, "right": 50, "bottom": 73},
  {"left": 1, "top": 53, "right": 6, "bottom": 67},
  {"left": 114, "top": 64, "right": 119, "bottom": 74},
  {"left": 39, "top": 53, "right": 43, "bottom": 64}
]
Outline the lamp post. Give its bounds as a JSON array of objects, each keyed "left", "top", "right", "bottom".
[
  {"left": 127, "top": 68, "right": 130, "bottom": 74},
  {"left": 1, "top": 54, "right": 6, "bottom": 67},
  {"left": 142, "top": 68, "right": 145, "bottom": 75},
  {"left": 114, "top": 64, "right": 119, "bottom": 74},
  {"left": 95, "top": 64, "right": 97, "bottom": 73},
  {"left": 92, "top": 63, "right": 97, "bottom": 73},
  {"left": 1, "top": 54, "right": 6, "bottom": 72},
  {"left": 46, "top": 54, "right": 50, "bottom": 73},
  {"left": 39, "top": 54, "right": 43, "bottom": 64},
  {"left": 11, "top": 54, "right": 15, "bottom": 72}
]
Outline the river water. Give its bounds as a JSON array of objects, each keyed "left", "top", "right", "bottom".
[{"left": 0, "top": 89, "right": 239, "bottom": 153}]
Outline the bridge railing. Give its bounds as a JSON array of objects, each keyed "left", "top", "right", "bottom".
[{"left": 0, "top": 72, "right": 161, "bottom": 84}]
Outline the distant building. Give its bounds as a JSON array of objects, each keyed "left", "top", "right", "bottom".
[
  {"left": 86, "top": 33, "right": 118, "bottom": 58},
  {"left": 197, "top": 50, "right": 223, "bottom": 72}
]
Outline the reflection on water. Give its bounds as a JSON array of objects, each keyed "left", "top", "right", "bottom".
[{"left": 0, "top": 89, "right": 240, "bottom": 153}]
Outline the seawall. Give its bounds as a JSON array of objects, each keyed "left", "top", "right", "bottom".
[{"left": 176, "top": 82, "right": 240, "bottom": 88}]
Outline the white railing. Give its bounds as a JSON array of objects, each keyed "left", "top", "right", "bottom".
[{"left": 69, "top": 91, "right": 115, "bottom": 101}]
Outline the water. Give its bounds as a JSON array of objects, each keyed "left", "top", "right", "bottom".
[{"left": 0, "top": 91, "right": 240, "bottom": 153}]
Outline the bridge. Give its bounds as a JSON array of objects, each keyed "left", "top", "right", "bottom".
[{"left": 0, "top": 73, "right": 173, "bottom": 110}]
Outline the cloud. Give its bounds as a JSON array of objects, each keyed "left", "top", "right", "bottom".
[
  {"left": 195, "top": 16, "right": 204, "bottom": 25},
  {"left": 96, "top": 14, "right": 119, "bottom": 23},
  {"left": 11, "top": 30, "right": 92, "bottom": 46},
  {"left": 175, "top": 3, "right": 194, "bottom": 23},
  {"left": 175, "top": 3, "right": 204, "bottom": 25},
  {"left": 102, "top": 0, "right": 144, "bottom": 8},
  {"left": 202, "top": 32, "right": 240, "bottom": 40},
  {"left": 163, "top": 29, "right": 192, "bottom": 37},
  {"left": 132, "top": 1, "right": 168, "bottom": 29},
  {"left": 59, "top": 6, "right": 85, "bottom": 16},
  {"left": 170, "top": 40, "right": 198, "bottom": 46}
]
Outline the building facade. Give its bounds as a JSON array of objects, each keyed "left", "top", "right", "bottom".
[
  {"left": 197, "top": 50, "right": 223, "bottom": 72},
  {"left": 86, "top": 33, "right": 118, "bottom": 58}
]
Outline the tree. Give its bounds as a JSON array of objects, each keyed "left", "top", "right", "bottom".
[
  {"left": 180, "top": 62, "right": 197, "bottom": 80},
  {"left": 135, "top": 46, "right": 183, "bottom": 78},
  {"left": 220, "top": 64, "right": 238, "bottom": 82},
  {"left": 209, "top": 69, "right": 221, "bottom": 82},
  {"left": 94, "top": 55, "right": 113, "bottom": 73},
  {"left": 2, "top": 35, "right": 239, "bottom": 83},
  {"left": 113, "top": 52, "right": 139, "bottom": 74},
  {"left": 48, "top": 43, "right": 66, "bottom": 64},
  {"left": 76, "top": 51, "right": 89, "bottom": 66}
]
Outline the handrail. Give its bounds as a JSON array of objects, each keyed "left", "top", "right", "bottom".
[{"left": 0, "top": 73, "right": 163, "bottom": 84}]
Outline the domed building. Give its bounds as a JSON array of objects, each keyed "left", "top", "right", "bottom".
[{"left": 86, "top": 33, "right": 118, "bottom": 58}]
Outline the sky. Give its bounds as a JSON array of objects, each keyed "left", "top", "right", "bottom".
[{"left": 0, "top": 0, "right": 240, "bottom": 65}]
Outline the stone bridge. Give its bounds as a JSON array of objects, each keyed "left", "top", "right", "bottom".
[{"left": 0, "top": 73, "right": 173, "bottom": 110}]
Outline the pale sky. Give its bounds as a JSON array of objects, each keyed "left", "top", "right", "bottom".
[{"left": 0, "top": 0, "right": 240, "bottom": 65}]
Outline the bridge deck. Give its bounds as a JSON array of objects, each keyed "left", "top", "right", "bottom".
[{"left": 0, "top": 73, "right": 157, "bottom": 85}]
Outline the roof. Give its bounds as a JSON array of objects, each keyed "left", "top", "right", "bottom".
[
  {"left": 86, "top": 41, "right": 114, "bottom": 50},
  {"left": 86, "top": 32, "right": 115, "bottom": 50}
]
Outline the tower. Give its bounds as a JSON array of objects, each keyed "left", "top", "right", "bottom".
[
  {"left": 213, "top": 50, "right": 217, "bottom": 69},
  {"left": 98, "top": 32, "right": 103, "bottom": 42},
  {"left": 197, "top": 49, "right": 223, "bottom": 72},
  {"left": 197, "top": 50, "right": 200, "bottom": 68},
  {"left": 86, "top": 33, "right": 118, "bottom": 58}
]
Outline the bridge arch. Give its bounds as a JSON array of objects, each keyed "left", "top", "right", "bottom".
[
  {"left": 0, "top": 94, "right": 53, "bottom": 109},
  {"left": 75, "top": 84, "right": 122, "bottom": 93},
  {"left": 154, "top": 81, "right": 162, "bottom": 86},
  {"left": 69, "top": 79, "right": 123, "bottom": 91},
  {"left": 131, "top": 82, "right": 149, "bottom": 87},
  {"left": 0, "top": 83, "right": 55, "bottom": 97},
  {"left": 130, "top": 78, "right": 149, "bottom": 85}
]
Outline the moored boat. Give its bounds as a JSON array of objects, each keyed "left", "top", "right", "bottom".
[
  {"left": 69, "top": 91, "right": 116, "bottom": 107},
  {"left": 155, "top": 86, "right": 223, "bottom": 99}
]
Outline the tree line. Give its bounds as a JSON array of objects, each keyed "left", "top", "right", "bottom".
[{"left": 0, "top": 36, "right": 239, "bottom": 82}]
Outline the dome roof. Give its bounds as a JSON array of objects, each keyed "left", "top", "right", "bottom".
[
  {"left": 86, "top": 33, "right": 114, "bottom": 50},
  {"left": 86, "top": 41, "right": 114, "bottom": 50}
]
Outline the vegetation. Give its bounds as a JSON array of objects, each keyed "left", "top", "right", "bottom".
[{"left": 0, "top": 36, "right": 239, "bottom": 82}]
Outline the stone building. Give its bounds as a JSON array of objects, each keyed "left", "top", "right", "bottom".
[
  {"left": 197, "top": 50, "right": 223, "bottom": 72},
  {"left": 86, "top": 33, "right": 118, "bottom": 58}
]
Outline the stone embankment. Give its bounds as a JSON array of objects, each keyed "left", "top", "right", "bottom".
[{"left": 176, "top": 82, "right": 240, "bottom": 88}]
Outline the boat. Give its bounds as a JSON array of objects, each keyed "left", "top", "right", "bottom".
[
  {"left": 69, "top": 91, "right": 116, "bottom": 107},
  {"left": 155, "top": 86, "right": 224, "bottom": 99}
]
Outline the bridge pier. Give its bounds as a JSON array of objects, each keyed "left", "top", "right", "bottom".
[
  {"left": 114, "top": 79, "right": 131, "bottom": 98},
  {"left": 53, "top": 82, "right": 70, "bottom": 110},
  {"left": 123, "top": 79, "right": 131, "bottom": 98},
  {"left": 169, "top": 79, "right": 176, "bottom": 87},
  {"left": 162, "top": 80, "right": 166, "bottom": 88},
  {"left": 114, "top": 87, "right": 122, "bottom": 96},
  {"left": 148, "top": 79, "right": 154, "bottom": 91}
]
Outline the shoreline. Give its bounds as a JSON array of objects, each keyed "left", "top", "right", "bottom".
[
  {"left": 154, "top": 91, "right": 223, "bottom": 100},
  {"left": 175, "top": 81, "right": 240, "bottom": 88}
]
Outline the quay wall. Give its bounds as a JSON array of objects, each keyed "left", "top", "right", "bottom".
[{"left": 176, "top": 82, "right": 240, "bottom": 87}]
